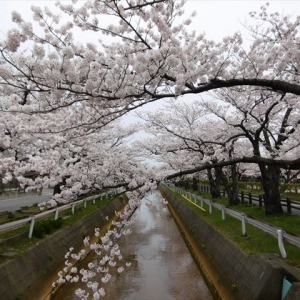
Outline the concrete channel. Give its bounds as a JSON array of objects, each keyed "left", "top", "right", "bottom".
[
  {"left": 52, "top": 190, "right": 214, "bottom": 299},
  {"left": 160, "top": 184, "right": 300, "bottom": 300},
  {"left": 2, "top": 185, "right": 299, "bottom": 300}
]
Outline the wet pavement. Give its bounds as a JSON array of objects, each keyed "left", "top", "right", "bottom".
[
  {"left": 53, "top": 190, "right": 213, "bottom": 300},
  {"left": 0, "top": 189, "right": 53, "bottom": 212}
]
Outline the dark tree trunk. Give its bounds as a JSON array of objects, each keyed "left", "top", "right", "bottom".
[
  {"left": 184, "top": 180, "right": 190, "bottom": 190},
  {"left": 53, "top": 183, "right": 62, "bottom": 196},
  {"left": 207, "top": 168, "right": 221, "bottom": 198},
  {"left": 53, "top": 177, "right": 68, "bottom": 196},
  {"left": 258, "top": 163, "right": 283, "bottom": 215},
  {"left": 231, "top": 164, "right": 240, "bottom": 205},
  {"left": 192, "top": 177, "right": 198, "bottom": 191},
  {"left": 178, "top": 178, "right": 185, "bottom": 188},
  {"left": 216, "top": 166, "right": 240, "bottom": 206}
]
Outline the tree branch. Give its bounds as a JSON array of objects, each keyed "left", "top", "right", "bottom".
[{"left": 165, "top": 155, "right": 300, "bottom": 180}]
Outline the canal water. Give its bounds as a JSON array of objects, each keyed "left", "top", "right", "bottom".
[{"left": 53, "top": 190, "right": 213, "bottom": 300}]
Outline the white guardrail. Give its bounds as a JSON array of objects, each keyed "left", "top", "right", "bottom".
[
  {"left": 164, "top": 183, "right": 300, "bottom": 258},
  {"left": 0, "top": 194, "right": 106, "bottom": 236}
]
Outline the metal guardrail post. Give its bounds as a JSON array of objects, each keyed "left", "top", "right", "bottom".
[
  {"left": 222, "top": 206, "right": 226, "bottom": 220},
  {"left": 209, "top": 201, "right": 212, "bottom": 214},
  {"left": 241, "top": 214, "right": 246, "bottom": 236},
  {"left": 72, "top": 203, "right": 75, "bottom": 214},
  {"left": 93, "top": 196, "right": 96, "bottom": 204},
  {"left": 84, "top": 201, "right": 87, "bottom": 208},
  {"left": 28, "top": 216, "right": 35, "bottom": 238},
  {"left": 277, "top": 230, "right": 287, "bottom": 258},
  {"left": 55, "top": 208, "right": 59, "bottom": 220}
]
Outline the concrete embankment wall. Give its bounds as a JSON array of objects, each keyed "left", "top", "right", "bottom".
[
  {"left": 159, "top": 184, "right": 300, "bottom": 300},
  {"left": 0, "top": 196, "right": 127, "bottom": 300}
]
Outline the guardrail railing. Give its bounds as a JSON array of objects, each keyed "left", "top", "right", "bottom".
[
  {"left": 164, "top": 183, "right": 300, "bottom": 258},
  {"left": 0, "top": 193, "right": 106, "bottom": 236}
]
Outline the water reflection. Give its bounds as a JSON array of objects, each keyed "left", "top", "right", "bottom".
[{"left": 54, "top": 190, "right": 213, "bottom": 300}]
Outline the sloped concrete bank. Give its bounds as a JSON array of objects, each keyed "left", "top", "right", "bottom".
[
  {"left": 159, "top": 184, "right": 300, "bottom": 300},
  {"left": 0, "top": 196, "right": 128, "bottom": 300}
]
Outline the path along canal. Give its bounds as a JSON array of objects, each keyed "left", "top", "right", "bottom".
[{"left": 52, "top": 190, "right": 214, "bottom": 300}]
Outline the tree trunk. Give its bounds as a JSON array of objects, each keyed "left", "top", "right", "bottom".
[
  {"left": 216, "top": 166, "right": 240, "bottom": 206},
  {"left": 53, "top": 177, "right": 68, "bottom": 196},
  {"left": 231, "top": 164, "right": 240, "bottom": 205},
  {"left": 258, "top": 163, "right": 283, "bottom": 215},
  {"left": 184, "top": 180, "right": 190, "bottom": 190},
  {"left": 207, "top": 168, "right": 221, "bottom": 198},
  {"left": 53, "top": 183, "right": 62, "bottom": 196},
  {"left": 192, "top": 177, "right": 198, "bottom": 191}
]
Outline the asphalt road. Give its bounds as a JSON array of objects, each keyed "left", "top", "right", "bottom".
[{"left": 0, "top": 189, "right": 53, "bottom": 212}]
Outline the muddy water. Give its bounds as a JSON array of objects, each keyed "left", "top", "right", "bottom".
[{"left": 54, "top": 190, "right": 213, "bottom": 300}]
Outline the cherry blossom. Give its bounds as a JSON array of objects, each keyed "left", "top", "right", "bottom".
[{"left": 1, "top": 5, "right": 300, "bottom": 297}]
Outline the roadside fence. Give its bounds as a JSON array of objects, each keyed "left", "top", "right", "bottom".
[
  {"left": 164, "top": 183, "right": 300, "bottom": 258},
  {"left": 0, "top": 193, "right": 110, "bottom": 237},
  {"left": 197, "top": 185, "right": 300, "bottom": 215}
]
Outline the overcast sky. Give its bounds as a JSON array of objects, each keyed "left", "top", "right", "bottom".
[{"left": 1, "top": 1, "right": 299, "bottom": 44}]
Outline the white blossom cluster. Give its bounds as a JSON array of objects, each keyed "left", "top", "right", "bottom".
[
  {"left": 0, "top": 0, "right": 299, "bottom": 289},
  {"left": 52, "top": 197, "right": 138, "bottom": 299}
]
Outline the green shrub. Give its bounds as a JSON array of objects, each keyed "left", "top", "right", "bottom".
[
  {"left": 42, "top": 219, "right": 53, "bottom": 234},
  {"left": 52, "top": 218, "right": 63, "bottom": 229},
  {"left": 7, "top": 212, "right": 15, "bottom": 220},
  {"left": 32, "top": 218, "right": 63, "bottom": 238},
  {"left": 33, "top": 223, "right": 45, "bottom": 238}
]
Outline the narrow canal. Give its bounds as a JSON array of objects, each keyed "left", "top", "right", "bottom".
[{"left": 53, "top": 190, "right": 214, "bottom": 300}]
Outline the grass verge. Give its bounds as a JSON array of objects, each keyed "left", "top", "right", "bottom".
[
  {"left": 0, "top": 197, "right": 112, "bottom": 265},
  {"left": 169, "top": 188, "right": 300, "bottom": 268},
  {"left": 198, "top": 190, "right": 300, "bottom": 237}
]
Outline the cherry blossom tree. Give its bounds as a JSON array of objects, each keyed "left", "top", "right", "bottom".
[
  {"left": 136, "top": 99, "right": 243, "bottom": 205},
  {"left": 152, "top": 87, "right": 299, "bottom": 214},
  {"left": 4, "top": 2, "right": 300, "bottom": 299},
  {"left": 1, "top": 1, "right": 299, "bottom": 119},
  {"left": 0, "top": 0, "right": 197, "bottom": 201},
  {"left": 204, "top": 87, "right": 300, "bottom": 214},
  {"left": 0, "top": 0, "right": 300, "bottom": 212}
]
